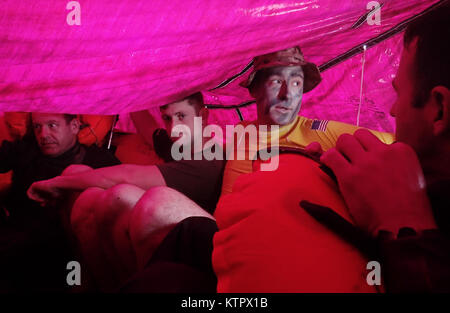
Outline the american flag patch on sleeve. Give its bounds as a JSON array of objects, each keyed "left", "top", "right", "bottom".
[{"left": 311, "top": 120, "right": 329, "bottom": 131}]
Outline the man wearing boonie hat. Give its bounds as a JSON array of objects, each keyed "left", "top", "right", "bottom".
[{"left": 220, "top": 46, "right": 395, "bottom": 195}]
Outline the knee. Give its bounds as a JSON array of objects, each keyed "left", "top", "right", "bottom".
[
  {"left": 130, "top": 186, "right": 212, "bottom": 234},
  {"left": 92, "top": 184, "right": 145, "bottom": 227},
  {"left": 129, "top": 186, "right": 176, "bottom": 228},
  {"left": 70, "top": 186, "right": 104, "bottom": 231},
  {"left": 131, "top": 186, "right": 174, "bottom": 219},
  {"left": 136, "top": 186, "right": 177, "bottom": 207},
  {"left": 102, "top": 183, "right": 144, "bottom": 209},
  {"left": 62, "top": 164, "right": 93, "bottom": 176}
]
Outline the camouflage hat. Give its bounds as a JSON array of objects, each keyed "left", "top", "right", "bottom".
[{"left": 241, "top": 46, "right": 322, "bottom": 93}]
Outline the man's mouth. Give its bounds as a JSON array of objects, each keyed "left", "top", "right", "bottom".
[{"left": 273, "top": 105, "right": 292, "bottom": 113}]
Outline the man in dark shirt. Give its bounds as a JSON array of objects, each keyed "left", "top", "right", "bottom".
[
  {"left": 1, "top": 113, "right": 120, "bottom": 218},
  {"left": 27, "top": 93, "right": 225, "bottom": 291},
  {"left": 306, "top": 5, "right": 450, "bottom": 292},
  {"left": 0, "top": 112, "right": 120, "bottom": 292}
]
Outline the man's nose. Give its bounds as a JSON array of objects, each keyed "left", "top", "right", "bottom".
[
  {"left": 390, "top": 103, "right": 396, "bottom": 117},
  {"left": 170, "top": 120, "right": 183, "bottom": 135},
  {"left": 278, "top": 81, "right": 288, "bottom": 100},
  {"left": 37, "top": 126, "right": 49, "bottom": 138},
  {"left": 171, "top": 120, "right": 181, "bottom": 129}
]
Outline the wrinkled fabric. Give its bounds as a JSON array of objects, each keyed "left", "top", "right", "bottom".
[
  {"left": 0, "top": 0, "right": 440, "bottom": 132},
  {"left": 213, "top": 154, "right": 379, "bottom": 292}
]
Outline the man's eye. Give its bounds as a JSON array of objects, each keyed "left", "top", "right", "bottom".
[
  {"left": 292, "top": 81, "right": 302, "bottom": 86},
  {"left": 162, "top": 116, "right": 171, "bottom": 122},
  {"left": 178, "top": 114, "right": 185, "bottom": 120},
  {"left": 33, "top": 124, "right": 41, "bottom": 130},
  {"left": 49, "top": 123, "right": 57, "bottom": 128},
  {"left": 271, "top": 79, "right": 281, "bottom": 84}
]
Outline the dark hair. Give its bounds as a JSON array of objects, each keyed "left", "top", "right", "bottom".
[
  {"left": 30, "top": 112, "right": 77, "bottom": 124},
  {"left": 248, "top": 69, "right": 267, "bottom": 95},
  {"left": 63, "top": 114, "right": 77, "bottom": 124},
  {"left": 160, "top": 92, "right": 204, "bottom": 114},
  {"left": 403, "top": 4, "right": 450, "bottom": 107}
]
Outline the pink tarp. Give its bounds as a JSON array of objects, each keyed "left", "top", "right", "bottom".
[{"left": 0, "top": 0, "right": 441, "bottom": 132}]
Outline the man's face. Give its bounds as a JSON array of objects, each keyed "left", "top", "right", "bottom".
[
  {"left": 391, "top": 39, "right": 432, "bottom": 155},
  {"left": 31, "top": 113, "right": 79, "bottom": 157},
  {"left": 252, "top": 66, "right": 304, "bottom": 126},
  {"left": 161, "top": 99, "right": 201, "bottom": 147}
]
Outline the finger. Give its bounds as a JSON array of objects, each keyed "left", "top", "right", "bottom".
[
  {"left": 353, "top": 129, "right": 386, "bottom": 151},
  {"left": 335, "top": 133, "right": 366, "bottom": 163},
  {"left": 320, "top": 148, "right": 351, "bottom": 177},
  {"left": 27, "top": 186, "right": 41, "bottom": 202},
  {"left": 305, "top": 142, "right": 323, "bottom": 157},
  {"left": 27, "top": 184, "right": 52, "bottom": 203}
]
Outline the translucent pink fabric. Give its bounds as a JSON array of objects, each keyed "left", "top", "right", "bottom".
[{"left": 0, "top": 0, "right": 439, "bottom": 132}]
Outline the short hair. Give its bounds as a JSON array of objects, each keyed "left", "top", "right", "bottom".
[
  {"left": 30, "top": 112, "right": 77, "bottom": 124},
  {"left": 160, "top": 92, "right": 205, "bottom": 114},
  {"left": 248, "top": 68, "right": 269, "bottom": 95},
  {"left": 403, "top": 4, "right": 450, "bottom": 107},
  {"left": 63, "top": 114, "right": 77, "bottom": 124}
]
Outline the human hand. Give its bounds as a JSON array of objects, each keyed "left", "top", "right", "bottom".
[
  {"left": 320, "top": 129, "right": 437, "bottom": 237},
  {"left": 27, "top": 178, "right": 63, "bottom": 207}
]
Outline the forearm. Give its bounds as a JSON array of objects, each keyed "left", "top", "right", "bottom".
[
  {"left": 50, "top": 164, "right": 165, "bottom": 191},
  {"left": 379, "top": 229, "right": 450, "bottom": 293}
]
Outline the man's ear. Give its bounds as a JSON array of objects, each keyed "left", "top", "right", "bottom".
[
  {"left": 248, "top": 84, "right": 258, "bottom": 99},
  {"left": 199, "top": 107, "right": 209, "bottom": 125},
  {"left": 429, "top": 86, "right": 450, "bottom": 136},
  {"left": 70, "top": 118, "right": 81, "bottom": 134}
]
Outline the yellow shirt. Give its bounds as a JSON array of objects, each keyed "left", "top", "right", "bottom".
[{"left": 221, "top": 115, "right": 395, "bottom": 195}]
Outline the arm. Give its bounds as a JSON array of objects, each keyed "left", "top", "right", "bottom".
[
  {"left": 301, "top": 200, "right": 450, "bottom": 293},
  {"left": 130, "top": 110, "right": 160, "bottom": 147},
  {"left": 320, "top": 129, "right": 437, "bottom": 236},
  {"left": 317, "top": 129, "right": 450, "bottom": 292},
  {"left": 378, "top": 229, "right": 450, "bottom": 292},
  {"left": 27, "top": 164, "right": 166, "bottom": 204}
]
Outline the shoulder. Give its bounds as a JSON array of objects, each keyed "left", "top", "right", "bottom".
[{"left": 1, "top": 137, "right": 38, "bottom": 153}]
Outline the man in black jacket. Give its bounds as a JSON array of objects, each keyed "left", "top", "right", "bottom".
[
  {"left": 27, "top": 95, "right": 225, "bottom": 292},
  {"left": 0, "top": 112, "right": 120, "bottom": 292},
  {"left": 314, "top": 4, "right": 450, "bottom": 292}
]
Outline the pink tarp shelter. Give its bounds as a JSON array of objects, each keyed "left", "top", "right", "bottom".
[{"left": 0, "top": 0, "right": 445, "bottom": 132}]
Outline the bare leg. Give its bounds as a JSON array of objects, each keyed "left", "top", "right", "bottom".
[
  {"left": 93, "top": 184, "right": 146, "bottom": 283},
  {"left": 60, "top": 164, "right": 94, "bottom": 234},
  {"left": 70, "top": 184, "right": 145, "bottom": 291},
  {"left": 70, "top": 187, "right": 110, "bottom": 290},
  {"left": 129, "top": 186, "right": 215, "bottom": 271}
]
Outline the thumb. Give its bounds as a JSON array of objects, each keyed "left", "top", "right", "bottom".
[
  {"left": 27, "top": 183, "right": 43, "bottom": 202},
  {"left": 305, "top": 142, "right": 323, "bottom": 157}
]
